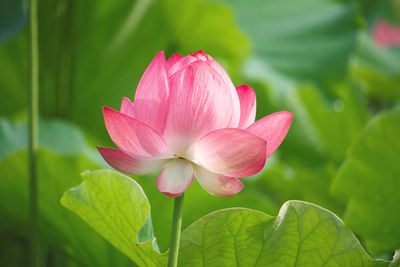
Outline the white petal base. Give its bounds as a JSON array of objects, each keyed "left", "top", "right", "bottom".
[
  {"left": 194, "top": 166, "right": 243, "bottom": 197},
  {"left": 157, "top": 159, "right": 195, "bottom": 197}
]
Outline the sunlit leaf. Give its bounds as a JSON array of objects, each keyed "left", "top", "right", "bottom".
[
  {"left": 179, "top": 201, "right": 387, "bottom": 266},
  {"left": 62, "top": 170, "right": 167, "bottom": 266}
]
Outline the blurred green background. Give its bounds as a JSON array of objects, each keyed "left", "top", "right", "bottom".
[{"left": 0, "top": 0, "right": 400, "bottom": 266}]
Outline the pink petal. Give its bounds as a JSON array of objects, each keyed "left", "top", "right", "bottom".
[
  {"left": 97, "top": 147, "right": 167, "bottom": 175},
  {"left": 207, "top": 59, "right": 236, "bottom": 91},
  {"left": 192, "top": 50, "right": 208, "bottom": 61},
  {"left": 120, "top": 97, "right": 135, "bottom": 117},
  {"left": 168, "top": 51, "right": 214, "bottom": 76},
  {"left": 167, "top": 50, "right": 212, "bottom": 76},
  {"left": 189, "top": 128, "right": 266, "bottom": 177},
  {"left": 194, "top": 166, "right": 243, "bottom": 197},
  {"left": 132, "top": 51, "right": 170, "bottom": 134},
  {"left": 103, "top": 107, "right": 171, "bottom": 159},
  {"left": 168, "top": 54, "right": 200, "bottom": 76},
  {"left": 246, "top": 111, "right": 293, "bottom": 159},
  {"left": 166, "top": 53, "right": 183, "bottom": 70},
  {"left": 236, "top": 85, "right": 256, "bottom": 129},
  {"left": 164, "top": 61, "right": 241, "bottom": 155},
  {"left": 156, "top": 159, "right": 195, "bottom": 197}
]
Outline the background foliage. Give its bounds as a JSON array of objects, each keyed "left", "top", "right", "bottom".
[{"left": 0, "top": 0, "right": 399, "bottom": 266}]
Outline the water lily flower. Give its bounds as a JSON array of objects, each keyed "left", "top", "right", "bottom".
[{"left": 98, "top": 51, "right": 293, "bottom": 197}]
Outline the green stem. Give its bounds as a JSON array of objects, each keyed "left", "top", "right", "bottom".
[
  {"left": 168, "top": 193, "right": 184, "bottom": 267},
  {"left": 29, "top": 0, "right": 39, "bottom": 266}
]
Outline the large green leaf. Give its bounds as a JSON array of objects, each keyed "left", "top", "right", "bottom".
[
  {"left": 0, "top": 0, "right": 248, "bottom": 143},
  {"left": 180, "top": 201, "right": 387, "bottom": 266},
  {"left": 212, "top": 0, "right": 359, "bottom": 81},
  {"left": 61, "top": 170, "right": 387, "bottom": 266},
  {"left": 332, "top": 107, "right": 400, "bottom": 255},
  {"left": 0, "top": 118, "right": 131, "bottom": 266},
  {"left": 61, "top": 170, "right": 167, "bottom": 266}
]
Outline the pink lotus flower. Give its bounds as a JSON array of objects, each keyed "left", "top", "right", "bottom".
[
  {"left": 98, "top": 51, "right": 293, "bottom": 197},
  {"left": 372, "top": 20, "right": 400, "bottom": 48}
]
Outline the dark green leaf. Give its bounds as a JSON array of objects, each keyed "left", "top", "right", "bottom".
[
  {"left": 351, "top": 32, "right": 400, "bottom": 103},
  {"left": 0, "top": 0, "right": 248, "bottom": 143},
  {"left": 213, "top": 0, "right": 359, "bottom": 81},
  {"left": 332, "top": 107, "right": 400, "bottom": 255},
  {"left": 0, "top": 118, "right": 132, "bottom": 266},
  {"left": 0, "top": 0, "right": 26, "bottom": 45}
]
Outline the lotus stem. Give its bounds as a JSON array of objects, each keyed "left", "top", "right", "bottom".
[
  {"left": 168, "top": 193, "right": 184, "bottom": 267},
  {"left": 29, "top": 0, "right": 39, "bottom": 265}
]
